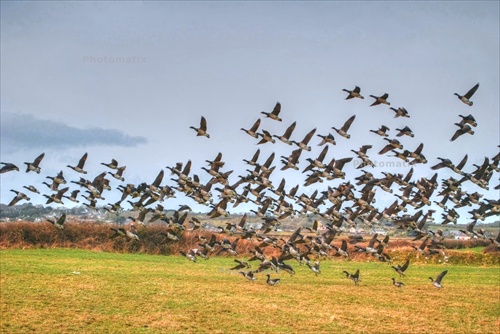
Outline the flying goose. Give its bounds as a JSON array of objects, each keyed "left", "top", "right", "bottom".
[
  {"left": 8, "top": 190, "right": 30, "bottom": 206},
  {"left": 369, "top": 93, "right": 390, "bottom": 106},
  {"left": 261, "top": 102, "right": 282, "bottom": 121},
  {"left": 190, "top": 116, "right": 210, "bottom": 138},
  {"left": 391, "top": 259, "right": 410, "bottom": 278},
  {"left": 22, "top": 185, "right": 40, "bottom": 194},
  {"left": 67, "top": 153, "right": 88, "bottom": 174},
  {"left": 343, "top": 269, "right": 360, "bottom": 285},
  {"left": 24, "top": 152, "right": 45, "bottom": 174},
  {"left": 306, "top": 261, "right": 321, "bottom": 276},
  {"left": 342, "top": 86, "right": 364, "bottom": 99},
  {"left": 292, "top": 128, "right": 317, "bottom": 151},
  {"left": 230, "top": 259, "right": 251, "bottom": 270},
  {"left": 458, "top": 114, "right": 477, "bottom": 127},
  {"left": 0, "top": 162, "right": 19, "bottom": 174},
  {"left": 256, "top": 130, "right": 276, "bottom": 144},
  {"left": 451, "top": 123, "right": 474, "bottom": 141},
  {"left": 273, "top": 121, "right": 296, "bottom": 145},
  {"left": 316, "top": 133, "right": 336, "bottom": 146},
  {"left": 241, "top": 118, "right": 261, "bottom": 138},
  {"left": 454, "top": 83, "right": 479, "bottom": 106},
  {"left": 332, "top": 115, "right": 356, "bottom": 139},
  {"left": 429, "top": 270, "right": 448, "bottom": 288},
  {"left": 378, "top": 138, "right": 403, "bottom": 155},
  {"left": 108, "top": 166, "right": 126, "bottom": 181},
  {"left": 240, "top": 271, "right": 256, "bottom": 282},
  {"left": 101, "top": 158, "right": 119, "bottom": 170},
  {"left": 389, "top": 107, "right": 410, "bottom": 118},
  {"left": 47, "top": 213, "right": 66, "bottom": 230},
  {"left": 370, "top": 125, "right": 390, "bottom": 137},
  {"left": 395, "top": 126, "right": 415, "bottom": 138}
]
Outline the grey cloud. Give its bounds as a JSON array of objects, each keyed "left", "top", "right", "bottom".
[{"left": 1, "top": 113, "right": 147, "bottom": 152}]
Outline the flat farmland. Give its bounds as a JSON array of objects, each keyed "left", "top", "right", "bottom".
[{"left": 1, "top": 249, "right": 499, "bottom": 333}]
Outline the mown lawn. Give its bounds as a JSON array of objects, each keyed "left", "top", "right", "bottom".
[{"left": 1, "top": 249, "right": 499, "bottom": 333}]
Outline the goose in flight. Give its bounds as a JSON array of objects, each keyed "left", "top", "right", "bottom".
[
  {"left": 190, "top": 116, "right": 210, "bottom": 138},
  {"left": 454, "top": 83, "right": 479, "bottom": 106}
]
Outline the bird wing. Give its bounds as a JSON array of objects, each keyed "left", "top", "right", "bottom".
[
  {"left": 342, "top": 115, "right": 356, "bottom": 132},
  {"left": 464, "top": 83, "right": 479, "bottom": 99}
]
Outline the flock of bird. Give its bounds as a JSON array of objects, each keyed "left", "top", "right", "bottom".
[{"left": 1, "top": 82, "right": 499, "bottom": 288}]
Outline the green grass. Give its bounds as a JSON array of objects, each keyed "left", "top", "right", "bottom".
[{"left": 1, "top": 249, "right": 499, "bottom": 333}]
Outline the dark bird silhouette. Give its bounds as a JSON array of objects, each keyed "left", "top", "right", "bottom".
[
  {"left": 454, "top": 83, "right": 479, "bottom": 106},
  {"left": 392, "top": 278, "right": 405, "bottom": 288}
]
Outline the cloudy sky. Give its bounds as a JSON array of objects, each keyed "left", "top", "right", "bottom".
[{"left": 1, "top": 2, "right": 498, "bottom": 224}]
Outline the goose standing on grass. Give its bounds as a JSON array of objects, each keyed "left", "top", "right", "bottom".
[
  {"left": 0, "top": 162, "right": 19, "bottom": 174},
  {"left": 24, "top": 152, "right": 45, "bottom": 174},
  {"left": 261, "top": 102, "right": 282, "bottom": 121},
  {"left": 266, "top": 274, "right": 281, "bottom": 286},
  {"left": 392, "top": 278, "right": 405, "bottom": 288},
  {"left": 429, "top": 270, "right": 448, "bottom": 288},
  {"left": 190, "top": 116, "right": 210, "bottom": 138},
  {"left": 67, "top": 152, "right": 88, "bottom": 174},
  {"left": 454, "top": 83, "right": 479, "bottom": 106}
]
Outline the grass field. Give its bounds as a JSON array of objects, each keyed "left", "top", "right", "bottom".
[{"left": 1, "top": 249, "right": 499, "bottom": 334}]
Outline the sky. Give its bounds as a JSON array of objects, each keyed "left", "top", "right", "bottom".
[{"left": 1, "top": 1, "right": 499, "bottom": 224}]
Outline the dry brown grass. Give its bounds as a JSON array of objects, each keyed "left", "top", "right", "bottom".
[{"left": 1, "top": 249, "right": 499, "bottom": 334}]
